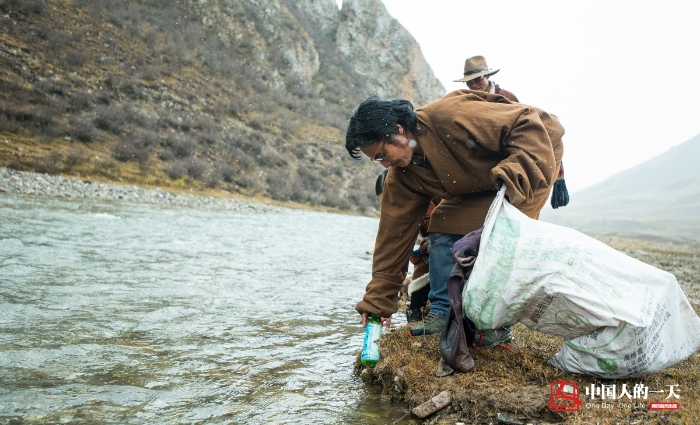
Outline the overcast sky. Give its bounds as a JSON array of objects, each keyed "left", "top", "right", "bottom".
[{"left": 336, "top": 0, "right": 700, "bottom": 193}]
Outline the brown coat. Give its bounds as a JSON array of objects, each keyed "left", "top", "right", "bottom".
[
  {"left": 356, "top": 90, "right": 565, "bottom": 318},
  {"left": 494, "top": 84, "right": 519, "bottom": 102}
]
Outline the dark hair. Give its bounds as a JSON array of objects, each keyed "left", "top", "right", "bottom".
[
  {"left": 375, "top": 168, "right": 388, "bottom": 197},
  {"left": 345, "top": 97, "right": 425, "bottom": 159}
]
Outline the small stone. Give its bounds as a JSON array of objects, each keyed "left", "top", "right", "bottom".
[
  {"left": 496, "top": 412, "right": 524, "bottom": 425},
  {"left": 412, "top": 391, "right": 452, "bottom": 419},
  {"left": 360, "top": 367, "right": 372, "bottom": 382}
]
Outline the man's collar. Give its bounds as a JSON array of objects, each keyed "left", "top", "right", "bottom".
[{"left": 411, "top": 153, "right": 432, "bottom": 170}]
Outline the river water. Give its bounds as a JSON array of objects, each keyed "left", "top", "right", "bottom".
[{"left": 0, "top": 193, "right": 410, "bottom": 424}]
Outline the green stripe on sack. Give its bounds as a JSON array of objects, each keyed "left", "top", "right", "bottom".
[{"left": 467, "top": 215, "right": 519, "bottom": 329}]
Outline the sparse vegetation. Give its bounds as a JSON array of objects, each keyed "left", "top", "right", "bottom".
[{"left": 0, "top": 0, "right": 381, "bottom": 213}]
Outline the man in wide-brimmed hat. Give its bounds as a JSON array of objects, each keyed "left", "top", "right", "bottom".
[
  {"left": 455, "top": 55, "right": 569, "bottom": 208},
  {"left": 454, "top": 55, "right": 519, "bottom": 102}
]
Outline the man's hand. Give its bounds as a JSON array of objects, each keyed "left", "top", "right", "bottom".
[{"left": 361, "top": 311, "right": 392, "bottom": 330}]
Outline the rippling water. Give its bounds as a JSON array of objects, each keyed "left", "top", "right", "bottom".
[{"left": 0, "top": 193, "right": 409, "bottom": 424}]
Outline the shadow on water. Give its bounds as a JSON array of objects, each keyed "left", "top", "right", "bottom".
[{"left": 0, "top": 194, "right": 411, "bottom": 424}]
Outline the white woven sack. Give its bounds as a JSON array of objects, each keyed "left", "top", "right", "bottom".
[{"left": 463, "top": 187, "right": 700, "bottom": 378}]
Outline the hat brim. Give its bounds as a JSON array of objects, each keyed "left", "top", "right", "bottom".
[{"left": 453, "top": 68, "right": 499, "bottom": 83}]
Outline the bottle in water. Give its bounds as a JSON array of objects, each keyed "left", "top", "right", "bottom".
[{"left": 361, "top": 314, "right": 382, "bottom": 367}]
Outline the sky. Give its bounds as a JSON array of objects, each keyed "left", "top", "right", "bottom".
[{"left": 336, "top": 0, "right": 700, "bottom": 193}]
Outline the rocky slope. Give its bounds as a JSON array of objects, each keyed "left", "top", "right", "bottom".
[{"left": 0, "top": 0, "right": 444, "bottom": 213}]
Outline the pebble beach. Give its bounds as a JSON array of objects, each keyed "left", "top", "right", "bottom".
[{"left": 0, "top": 167, "right": 279, "bottom": 213}]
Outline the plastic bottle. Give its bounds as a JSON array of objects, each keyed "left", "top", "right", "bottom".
[{"left": 361, "top": 314, "right": 382, "bottom": 367}]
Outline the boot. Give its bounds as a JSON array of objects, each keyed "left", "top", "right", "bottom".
[{"left": 406, "top": 279, "right": 430, "bottom": 323}]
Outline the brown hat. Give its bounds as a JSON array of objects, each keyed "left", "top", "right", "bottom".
[{"left": 453, "top": 55, "right": 500, "bottom": 82}]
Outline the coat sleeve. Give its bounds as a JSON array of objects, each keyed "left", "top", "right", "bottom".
[
  {"left": 489, "top": 107, "right": 558, "bottom": 207},
  {"left": 356, "top": 167, "right": 432, "bottom": 318}
]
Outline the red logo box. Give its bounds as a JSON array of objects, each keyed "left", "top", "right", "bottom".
[{"left": 649, "top": 402, "right": 679, "bottom": 410}]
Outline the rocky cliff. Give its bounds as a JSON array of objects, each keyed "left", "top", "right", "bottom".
[
  {"left": 0, "top": 0, "right": 444, "bottom": 212},
  {"left": 337, "top": 0, "right": 444, "bottom": 105}
]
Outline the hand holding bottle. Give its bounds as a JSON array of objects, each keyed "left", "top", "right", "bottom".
[{"left": 360, "top": 311, "right": 391, "bottom": 329}]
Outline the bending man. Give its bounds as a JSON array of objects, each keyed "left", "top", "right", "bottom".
[{"left": 345, "top": 90, "right": 564, "bottom": 339}]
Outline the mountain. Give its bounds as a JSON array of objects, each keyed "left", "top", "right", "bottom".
[
  {"left": 0, "top": 0, "right": 444, "bottom": 213},
  {"left": 540, "top": 133, "right": 700, "bottom": 240}
]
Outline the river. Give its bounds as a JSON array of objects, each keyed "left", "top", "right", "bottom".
[{"left": 0, "top": 193, "right": 410, "bottom": 424}]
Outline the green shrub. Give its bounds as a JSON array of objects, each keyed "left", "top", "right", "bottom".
[
  {"left": 31, "top": 152, "right": 62, "bottom": 175},
  {"left": 66, "top": 49, "right": 86, "bottom": 69},
  {"left": 112, "top": 140, "right": 150, "bottom": 163},
  {"left": 183, "top": 158, "right": 208, "bottom": 179},
  {"left": 163, "top": 135, "right": 195, "bottom": 158},
  {"left": 94, "top": 105, "right": 126, "bottom": 134},
  {"left": 69, "top": 117, "right": 98, "bottom": 142},
  {"left": 94, "top": 158, "right": 120, "bottom": 178},
  {"left": 64, "top": 148, "right": 88, "bottom": 170}
]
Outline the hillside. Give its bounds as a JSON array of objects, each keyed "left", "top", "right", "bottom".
[
  {"left": 0, "top": 0, "right": 445, "bottom": 213},
  {"left": 541, "top": 133, "right": 700, "bottom": 239}
]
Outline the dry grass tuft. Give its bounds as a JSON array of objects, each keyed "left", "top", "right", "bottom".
[{"left": 358, "top": 236, "right": 700, "bottom": 424}]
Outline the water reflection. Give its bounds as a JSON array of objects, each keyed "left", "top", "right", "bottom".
[{"left": 0, "top": 194, "right": 410, "bottom": 424}]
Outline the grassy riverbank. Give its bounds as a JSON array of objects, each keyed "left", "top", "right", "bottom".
[{"left": 360, "top": 236, "right": 700, "bottom": 425}]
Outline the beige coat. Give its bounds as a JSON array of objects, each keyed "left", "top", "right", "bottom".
[{"left": 356, "top": 90, "right": 565, "bottom": 318}]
